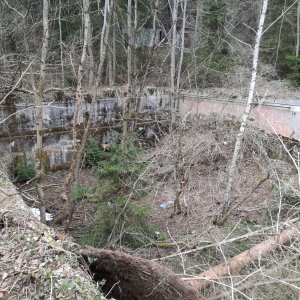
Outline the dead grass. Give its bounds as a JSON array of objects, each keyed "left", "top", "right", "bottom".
[{"left": 134, "top": 114, "right": 300, "bottom": 299}]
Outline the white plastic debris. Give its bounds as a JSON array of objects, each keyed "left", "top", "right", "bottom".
[
  {"left": 159, "top": 200, "right": 174, "bottom": 209},
  {"left": 30, "top": 208, "right": 54, "bottom": 222}
]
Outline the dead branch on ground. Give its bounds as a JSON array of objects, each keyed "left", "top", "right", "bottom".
[{"left": 184, "top": 219, "right": 300, "bottom": 290}]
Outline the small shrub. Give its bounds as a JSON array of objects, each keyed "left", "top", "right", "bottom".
[
  {"left": 84, "top": 138, "right": 102, "bottom": 167},
  {"left": 81, "top": 133, "right": 163, "bottom": 249},
  {"left": 12, "top": 156, "right": 36, "bottom": 183},
  {"left": 82, "top": 197, "right": 162, "bottom": 249},
  {"left": 70, "top": 184, "right": 89, "bottom": 204}
]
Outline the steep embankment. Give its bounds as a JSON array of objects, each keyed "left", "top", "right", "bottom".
[{"left": 0, "top": 169, "right": 105, "bottom": 300}]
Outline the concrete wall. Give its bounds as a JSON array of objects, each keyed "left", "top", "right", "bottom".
[
  {"left": 0, "top": 98, "right": 117, "bottom": 137},
  {"left": 0, "top": 91, "right": 169, "bottom": 171},
  {"left": 2, "top": 91, "right": 299, "bottom": 172},
  {"left": 182, "top": 97, "right": 300, "bottom": 141},
  {"left": 0, "top": 99, "right": 118, "bottom": 171}
]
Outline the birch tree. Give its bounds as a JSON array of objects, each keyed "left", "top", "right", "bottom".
[{"left": 215, "top": 0, "right": 269, "bottom": 225}]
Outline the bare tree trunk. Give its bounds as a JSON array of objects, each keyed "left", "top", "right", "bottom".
[
  {"left": 140, "top": 0, "right": 159, "bottom": 91},
  {"left": 107, "top": 22, "right": 113, "bottom": 88},
  {"left": 215, "top": 0, "right": 269, "bottom": 225},
  {"left": 150, "top": 0, "right": 159, "bottom": 48},
  {"left": 57, "top": 0, "right": 114, "bottom": 229},
  {"left": 127, "top": 0, "right": 133, "bottom": 93},
  {"left": 75, "top": 0, "right": 112, "bottom": 179},
  {"left": 56, "top": 0, "right": 91, "bottom": 226},
  {"left": 133, "top": 0, "right": 138, "bottom": 118},
  {"left": 88, "top": 26, "right": 94, "bottom": 90},
  {"left": 112, "top": 8, "right": 116, "bottom": 85},
  {"left": 58, "top": 0, "right": 64, "bottom": 86},
  {"left": 72, "top": 0, "right": 114, "bottom": 200},
  {"left": 34, "top": 0, "right": 50, "bottom": 224},
  {"left": 194, "top": 0, "right": 203, "bottom": 50},
  {"left": 192, "top": 0, "right": 203, "bottom": 86},
  {"left": 175, "top": 0, "right": 187, "bottom": 111},
  {"left": 171, "top": 123, "right": 187, "bottom": 217},
  {"left": 275, "top": 0, "right": 287, "bottom": 69},
  {"left": 97, "top": 0, "right": 110, "bottom": 80},
  {"left": 170, "top": 0, "right": 179, "bottom": 118},
  {"left": 107, "top": 52, "right": 113, "bottom": 86},
  {"left": 122, "top": 0, "right": 132, "bottom": 143},
  {"left": 297, "top": 0, "right": 300, "bottom": 56}
]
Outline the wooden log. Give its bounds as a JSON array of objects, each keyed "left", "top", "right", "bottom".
[{"left": 185, "top": 220, "right": 300, "bottom": 290}]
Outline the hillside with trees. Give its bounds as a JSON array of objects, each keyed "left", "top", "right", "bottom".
[{"left": 1, "top": 0, "right": 300, "bottom": 299}]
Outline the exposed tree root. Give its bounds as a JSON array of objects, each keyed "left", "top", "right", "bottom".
[
  {"left": 185, "top": 220, "right": 300, "bottom": 290},
  {"left": 80, "top": 247, "right": 202, "bottom": 300}
]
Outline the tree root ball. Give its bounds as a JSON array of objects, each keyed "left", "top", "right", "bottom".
[{"left": 81, "top": 248, "right": 201, "bottom": 300}]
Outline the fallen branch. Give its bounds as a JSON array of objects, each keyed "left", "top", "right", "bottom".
[
  {"left": 214, "top": 173, "right": 269, "bottom": 225},
  {"left": 152, "top": 218, "right": 300, "bottom": 262},
  {"left": 185, "top": 220, "right": 300, "bottom": 290},
  {"left": 206, "top": 277, "right": 300, "bottom": 300}
]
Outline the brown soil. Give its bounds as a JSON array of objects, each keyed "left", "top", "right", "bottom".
[
  {"left": 16, "top": 169, "right": 98, "bottom": 239},
  {"left": 82, "top": 248, "right": 202, "bottom": 300}
]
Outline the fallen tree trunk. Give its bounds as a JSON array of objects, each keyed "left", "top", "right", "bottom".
[
  {"left": 80, "top": 247, "right": 202, "bottom": 300},
  {"left": 185, "top": 220, "right": 300, "bottom": 290}
]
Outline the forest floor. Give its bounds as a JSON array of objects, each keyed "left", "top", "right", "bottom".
[{"left": 17, "top": 114, "right": 299, "bottom": 282}]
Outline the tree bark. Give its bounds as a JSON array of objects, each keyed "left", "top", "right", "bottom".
[
  {"left": 170, "top": 0, "right": 179, "bottom": 117},
  {"left": 216, "top": 0, "right": 269, "bottom": 225},
  {"left": 275, "top": 0, "right": 287, "bottom": 69},
  {"left": 175, "top": 0, "right": 187, "bottom": 110},
  {"left": 112, "top": 8, "right": 116, "bottom": 85},
  {"left": 297, "top": 0, "right": 300, "bottom": 56},
  {"left": 34, "top": 0, "right": 50, "bottom": 224},
  {"left": 127, "top": 0, "right": 133, "bottom": 93},
  {"left": 56, "top": 0, "right": 115, "bottom": 228},
  {"left": 194, "top": 0, "right": 203, "bottom": 50},
  {"left": 122, "top": 0, "right": 133, "bottom": 143},
  {"left": 56, "top": 0, "right": 91, "bottom": 226},
  {"left": 192, "top": 0, "right": 203, "bottom": 86},
  {"left": 139, "top": 0, "right": 160, "bottom": 91},
  {"left": 58, "top": 0, "right": 64, "bottom": 86}
]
